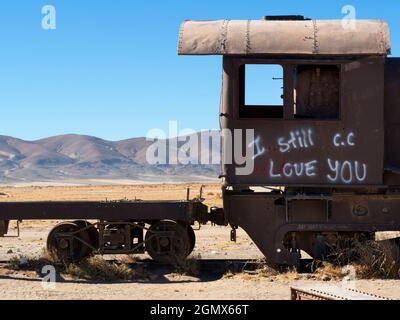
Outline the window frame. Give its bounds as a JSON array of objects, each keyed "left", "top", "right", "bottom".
[
  {"left": 239, "top": 63, "right": 285, "bottom": 118},
  {"left": 291, "top": 64, "right": 341, "bottom": 120},
  {"left": 236, "top": 59, "right": 343, "bottom": 122}
]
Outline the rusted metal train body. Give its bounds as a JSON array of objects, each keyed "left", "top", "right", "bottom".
[
  {"left": 1, "top": 17, "right": 399, "bottom": 268},
  {"left": 178, "top": 17, "right": 400, "bottom": 266}
]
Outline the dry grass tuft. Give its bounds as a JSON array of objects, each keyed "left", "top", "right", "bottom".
[
  {"left": 8, "top": 250, "right": 57, "bottom": 272},
  {"left": 224, "top": 259, "right": 279, "bottom": 280},
  {"left": 353, "top": 240, "right": 400, "bottom": 279},
  {"left": 318, "top": 239, "right": 400, "bottom": 279},
  {"left": 227, "top": 240, "right": 400, "bottom": 281},
  {"left": 173, "top": 253, "right": 201, "bottom": 276},
  {"left": 250, "top": 259, "right": 279, "bottom": 278},
  {"left": 64, "top": 256, "right": 145, "bottom": 281},
  {"left": 271, "top": 269, "right": 303, "bottom": 282},
  {"left": 257, "top": 266, "right": 279, "bottom": 278},
  {"left": 314, "top": 262, "right": 344, "bottom": 280},
  {"left": 7, "top": 250, "right": 148, "bottom": 281}
]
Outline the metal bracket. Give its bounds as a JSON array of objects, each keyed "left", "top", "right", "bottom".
[
  {"left": 3, "top": 220, "right": 20, "bottom": 238},
  {"left": 230, "top": 226, "right": 237, "bottom": 242}
]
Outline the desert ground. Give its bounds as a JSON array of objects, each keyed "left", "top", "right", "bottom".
[{"left": 0, "top": 183, "right": 399, "bottom": 300}]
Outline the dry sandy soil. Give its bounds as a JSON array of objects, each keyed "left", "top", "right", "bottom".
[{"left": 0, "top": 183, "right": 399, "bottom": 300}]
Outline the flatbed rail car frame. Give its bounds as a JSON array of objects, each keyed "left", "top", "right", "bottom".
[
  {"left": 0, "top": 199, "right": 210, "bottom": 263},
  {"left": 0, "top": 200, "right": 207, "bottom": 221}
]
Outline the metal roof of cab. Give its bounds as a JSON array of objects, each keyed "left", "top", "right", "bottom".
[{"left": 177, "top": 19, "right": 391, "bottom": 56}]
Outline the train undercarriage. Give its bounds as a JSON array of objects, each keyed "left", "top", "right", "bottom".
[
  {"left": 0, "top": 199, "right": 212, "bottom": 264},
  {"left": 45, "top": 219, "right": 197, "bottom": 264},
  {"left": 1, "top": 186, "right": 400, "bottom": 268},
  {"left": 224, "top": 186, "right": 400, "bottom": 268}
]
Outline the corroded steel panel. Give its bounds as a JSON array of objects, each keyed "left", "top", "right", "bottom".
[
  {"left": 178, "top": 20, "right": 390, "bottom": 56},
  {"left": 222, "top": 57, "right": 385, "bottom": 186}
]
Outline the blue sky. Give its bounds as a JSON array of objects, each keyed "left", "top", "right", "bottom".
[{"left": 0, "top": 0, "right": 399, "bottom": 141}]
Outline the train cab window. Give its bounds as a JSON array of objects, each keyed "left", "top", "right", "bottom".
[
  {"left": 239, "top": 64, "right": 284, "bottom": 118},
  {"left": 293, "top": 65, "right": 340, "bottom": 119}
]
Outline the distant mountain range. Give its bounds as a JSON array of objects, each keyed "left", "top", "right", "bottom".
[{"left": 0, "top": 133, "right": 221, "bottom": 185}]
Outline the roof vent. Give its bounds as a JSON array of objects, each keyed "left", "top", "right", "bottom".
[{"left": 262, "top": 15, "right": 311, "bottom": 21}]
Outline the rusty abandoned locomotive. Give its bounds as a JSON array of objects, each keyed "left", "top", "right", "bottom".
[{"left": 1, "top": 17, "right": 399, "bottom": 268}]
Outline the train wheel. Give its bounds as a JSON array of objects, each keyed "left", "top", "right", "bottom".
[
  {"left": 145, "top": 220, "right": 190, "bottom": 263},
  {"left": 47, "top": 222, "right": 92, "bottom": 264},
  {"left": 178, "top": 222, "right": 196, "bottom": 255},
  {"left": 187, "top": 225, "right": 196, "bottom": 255},
  {"left": 181, "top": 224, "right": 196, "bottom": 255}
]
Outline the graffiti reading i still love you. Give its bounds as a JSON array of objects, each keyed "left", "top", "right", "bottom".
[{"left": 252, "top": 129, "right": 367, "bottom": 184}]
